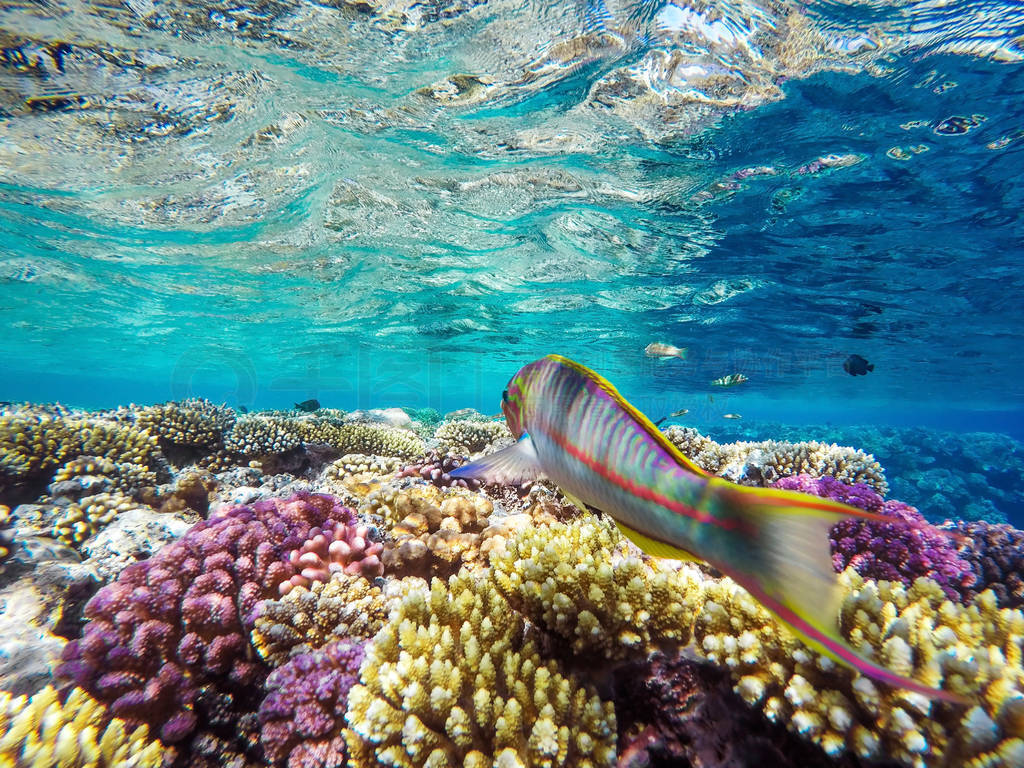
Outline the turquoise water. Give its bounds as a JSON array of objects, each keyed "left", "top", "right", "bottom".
[{"left": 2, "top": 0, "right": 1023, "bottom": 424}]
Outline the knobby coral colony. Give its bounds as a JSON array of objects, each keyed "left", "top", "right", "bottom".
[{"left": 2, "top": 398, "right": 1024, "bottom": 767}]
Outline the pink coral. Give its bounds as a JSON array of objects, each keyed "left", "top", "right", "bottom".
[
  {"left": 279, "top": 522, "right": 383, "bottom": 594},
  {"left": 57, "top": 493, "right": 355, "bottom": 744}
]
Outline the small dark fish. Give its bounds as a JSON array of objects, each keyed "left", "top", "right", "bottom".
[
  {"left": 843, "top": 355, "right": 874, "bottom": 377},
  {"left": 238, "top": 405, "right": 249, "bottom": 413},
  {"left": 295, "top": 399, "right": 321, "bottom": 412}
]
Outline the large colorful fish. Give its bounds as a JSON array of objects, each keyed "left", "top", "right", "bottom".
[{"left": 452, "top": 354, "right": 965, "bottom": 702}]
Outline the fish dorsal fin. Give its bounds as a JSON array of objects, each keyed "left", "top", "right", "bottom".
[
  {"left": 449, "top": 434, "right": 543, "bottom": 485},
  {"left": 613, "top": 520, "right": 701, "bottom": 562},
  {"left": 546, "top": 354, "right": 708, "bottom": 477}
]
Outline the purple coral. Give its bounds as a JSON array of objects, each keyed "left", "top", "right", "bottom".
[
  {"left": 955, "top": 521, "right": 1024, "bottom": 608},
  {"left": 774, "top": 474, "right": 974, "bottom": 601},
  {"left": 259, "top": 639, "right": 365, "bottom": 768},
  {"left": 56, "top": 493, "right": 355, "bottom": 743},
  {"left": 279, "top": 522, "right": 383, "bottom": 595}
]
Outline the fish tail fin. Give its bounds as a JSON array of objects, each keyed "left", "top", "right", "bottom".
[
  {"left": 868, "top": 364, "right": 875, "bottom": 371},
  {"left": 707, "top": 480, "right": 968, "bottom": 704}
]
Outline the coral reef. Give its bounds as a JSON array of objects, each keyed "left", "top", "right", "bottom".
[
  {"left": 0, "top": 504, "right": 12, "bottom": 574},
  {"left": 956, "top": 521, "right": 1024, "bottom": 609},
  {"left": 614, "top": 652, "right": 867, "bottom": 768},
  {"left": 56, "top": 493, "right": 354, "bottom": 744},
  {"left": 662, "top": 426, "right": 888, "bottom": 494},
  {"left": 773, "top": 475, "right": 975, "bottom": 601},
  {"left": 397, "top": 451, "right": 482, "bottom": 490},
  {"left": 344, "top": 570, "right": 617, "bottom": 767},
  {"left": 278, "top": 520, "right": 384, "bottom": 594},
  {"left": 251, "top": 573, "right": 394, "bottom": 667},
  {"left": 372, "top": 487, "right": 497, "bottom": 578},
  {"left": 51, "top": 455, "right": 158, "bottom": 497},
  {"left": 695, "top": 570, "right": 1024, "bottom": 767},
  {"left": 0, "top": 407, "right": 166, "bottom": 498},
  {"left": 224, "top": 415, "right": 304, "bottom": 456},
  {"left": 434, "top": 418, "right": 512, "bottom": 455},
  {"left": 0, "top": 685, "right": 165, "bottom": 768},
  {"left": 135, "top": 398, "right": 235, "bottom": 449},
  {"left": 259, "top": 639, "right": 365, "bottom": 768},
  {"left": 51, "top": 491, "right": 143, "bottom": 547},
  {"left": 489, "top": 517, "right": 704, "bottom": 661},
  {"left": 330, "top": 423, "right": 425, "bottom": 459}
]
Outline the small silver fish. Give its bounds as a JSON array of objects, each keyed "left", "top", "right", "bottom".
[
  {"left": 723, "top": 413, "right": 742, "bottom": 419},
  {"left": 669, "top": 408, "right": 689, "bottom": 417},
  {"left": 711, "top": 373, "right": 748, "bottom": 387},
  {"left": 645, "top": 342, "right": 687, "bottom": 360}
]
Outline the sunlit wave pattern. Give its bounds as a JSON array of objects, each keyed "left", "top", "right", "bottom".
[{"left": 0, "top": 0, "right": 1022, "bottom": 410}]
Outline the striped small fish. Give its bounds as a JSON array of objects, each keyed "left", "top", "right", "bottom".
[
  {"left": 453, "top": 355, "right": 965, "bottom": 703},
  {"left": 712, "top": 373, "right": 748, "bottom": 386}
]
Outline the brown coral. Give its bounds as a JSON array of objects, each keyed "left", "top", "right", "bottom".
[
  {"left": 372, "top": 487, "right": 496, "bottom": 578},
  {"left": 251, "top": 572, "right": 396, "bottom": 667}
]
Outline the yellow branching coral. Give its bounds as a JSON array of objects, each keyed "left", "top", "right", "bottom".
[
  {"left": 252, "top": 572, "right": 395, "bottom": 666},
  {"left": 53, "top": 456, "right": 157, "bottom": 494},
  {"left": 331, "top": 423, "right": 425, "bottom": 459},
  {"left": 51, "top": 492, "right": 143, "bottom": 547},
  {"left": 0, "top": 685, "right": 165, "bottom": 768},
  {"left": 224, "top": 415, "right": 303, "bottom": 455},
  {"left": 134, "top": 398, "right": 235, "bottom": 448},
  {"left": 434, "top": 419, "right": 512, "bottom": 455},
  {"left": 0, "top": 411, "right": 163, "bottom": 491},
  {"left": 344, "top": 571, "right": 616, "bottom": 768},
  {"left": 695, "top": 570, "right": 1024, "bottom": 767},
  {"left": 489, "top": 517, "right": 705, "bottom": 659}
]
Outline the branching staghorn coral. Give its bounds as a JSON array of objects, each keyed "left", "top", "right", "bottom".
[
  {"left": 0, "top": 409, "right": 166, "bottom": 494},
  {"left": 344, "top": 570, "right": 617, "bottom": 768},
  {"left": 134, "top": 398, "right": 235, "bottom": 449},
  {"left": 489, "top": 516, "right": 705, "bottom": 660},
  {"left": 661, "top": 426, "right": 888, "bottom": 494},
  {"left": 0, "top": 685, "right": 164, "bottom": 768},
  {"left": 434, "top": 418, "right": 512, "bottom": 455},
  {"left": 695, "top": 570, "right": 1024, "bottom": 767},
  {"left": 52, "top": 455, "right": 158, "bottom": 496},
  {"left": 51, "top": 491, "right": 144, "bottom": 547},
  {"left": 224, "top": 415, "right": 304, "bottom": 456}
]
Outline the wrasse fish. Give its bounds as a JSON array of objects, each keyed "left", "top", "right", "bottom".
[
  {"left": 645, "top": 342, "right": 688, "bottom": 360},
  {"left": 452, "top": 355, "right": 965, "bottom": 702},
  {"left": 711, "top": 373, "right": 747, "bottom": 387}
]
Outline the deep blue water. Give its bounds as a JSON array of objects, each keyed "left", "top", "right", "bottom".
[{"left": 1, "top": 0, "right": 1023, "bottom": 434}]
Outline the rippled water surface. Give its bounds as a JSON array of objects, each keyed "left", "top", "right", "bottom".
[{"left": 2, "top": 0, "right": 1023, "bottom": 429}]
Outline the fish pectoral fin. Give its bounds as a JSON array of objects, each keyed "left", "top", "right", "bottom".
[
  {"left": 613, "top": 520, "right": 702, "bottom": 562},
  {"left": 449, "top": 434, "right": 543, "bottom": 485}
]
